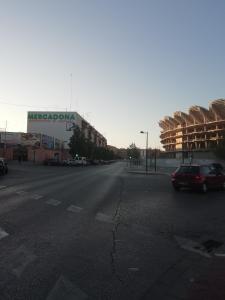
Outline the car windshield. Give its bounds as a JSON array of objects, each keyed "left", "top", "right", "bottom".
[{"left": 176, "top": 166, "right": 200, "bottom": 174}]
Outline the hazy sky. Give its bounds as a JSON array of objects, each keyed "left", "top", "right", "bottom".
[{"left": 1, "top": 0, "right": 225, "bottom": 148}]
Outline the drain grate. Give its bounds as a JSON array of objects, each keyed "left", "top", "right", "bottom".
[{"left": 202, "top": 240, "right": 223, "bottom": 253}]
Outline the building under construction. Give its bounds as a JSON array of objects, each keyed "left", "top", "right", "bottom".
[{"left": 159, "top": 99, "right": 225, "bottom": 155}]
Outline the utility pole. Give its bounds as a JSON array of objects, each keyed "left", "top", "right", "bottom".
[
  {"left": 4, "top": 120, "right": 7, "bottom": 158},
  {"left": 140, "top": 131, "right": 149, "bottom": 174},
  {"left": 154, "top": 148, "right": 157, "bottom": 172},
  {"left": 70, "top": 73, "right": 73, "bottom": 111}
]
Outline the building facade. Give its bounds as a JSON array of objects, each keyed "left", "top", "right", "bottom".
[
  {"left": 159, "top": 99, "right": 225, "bottom": 152},
  {"left": 27, "top": 111, "right": 107, "bottom": 148},
  {"left": 0, "top": 131, "right": 66, "bottom": 162}
]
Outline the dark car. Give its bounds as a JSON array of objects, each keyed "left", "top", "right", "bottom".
[
  {"left": 210, "top": 163, "right": 224, "bottom": 172},
  {"left": 0, "top": 158, "right": 8, "bottom": 175},
  {"left": 171, "top": 164, "right": 225, "bottom": 192},
  {"left": 43, "top": 159, "right": 62, "bottom": 166}
]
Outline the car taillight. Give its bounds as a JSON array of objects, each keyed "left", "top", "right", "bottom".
[
  {"left": 194, "top": 175, "right": 203, "bottom": 181},
  {"left": 171, "top": 172, "right": 176, "bottom": 178}
]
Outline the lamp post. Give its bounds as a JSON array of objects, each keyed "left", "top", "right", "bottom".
[{"left": 140, "top": 131, "right": 149, "bottom": 174}]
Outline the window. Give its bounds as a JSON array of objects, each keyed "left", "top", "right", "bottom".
[
  {"left": 176, "top": 166, "right": 200, "bottom": 174},
  {"left": 200, "top": 166, "right": 211, "bottom": 175}
]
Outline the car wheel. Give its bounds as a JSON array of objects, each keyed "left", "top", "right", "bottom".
[
  {"left": 201, "top": 182, "right": 208, "bottom": 193},
  {"left": 222, "top": 181, "right": 225, "bottom": 191}
]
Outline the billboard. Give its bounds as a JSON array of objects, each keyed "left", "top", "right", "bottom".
[
  {"left": 28, "top": 112, "right": 76, "bottom": 122},
  {"left": 41, "top": 134, "right": 54, "bottom": 149},
  {"left": 21, "top": 133, "right": 41, "bottom": 147},
  {"left": 0, "top": 132, "right": 21, "bottom": 145}
]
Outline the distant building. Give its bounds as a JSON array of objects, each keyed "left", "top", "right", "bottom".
[
  {"left": 27, "top": 111, "right": 107, "bottom": 149},
  {"left": 159, "top": 99, "right": 225, "bottom": 154}
]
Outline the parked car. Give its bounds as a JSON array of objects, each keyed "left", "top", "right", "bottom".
[
  {"left": 63, "top": 157, "right": 87, "bottom": 166},
  {"left": 0, "top": 157, "right": 8, "bottom": 175},
  {"left": 75, "top": 157, "right": 87, "bottom": 166},
  {"left": 43, "top": 158, "right": 61, "bottom": 166},
  {"left": 171, "top": 164, "right": 225, "bottom": 192},
  {"left": 88, "top": 159, "right": 100, "bottom": 165}
]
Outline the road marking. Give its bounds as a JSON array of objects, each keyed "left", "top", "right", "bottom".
[
  {"left": 31, "top": 194, "right": 43, "bottom": 200},
  {"left": 10, "top": 245, "right": 37, "bottom": 278},
  {"left": 16, "top": 190, "right": 28, "bottom": 196},
  {"left": 46, "top": 199, "right": 61, "bottom": 206},
  {"left": 0, "top": 228, "right": 9, "bottom": 240},
  {"left": 95, "top": 212, "right": 114, "bottom": 224},
  {"left": 47, "top": 275, "right": 88, "bottom": 300},
  {"left": 174, "top": 235, "right": 211, "bottom": 258},
  {"left": 0, "top": 185, "right": 7, "bottom": 190},
  {"left": 128, "top": 267, "right": 139, "bottom": 272},
  {"left": 215, "top": 253, "right": 225, "bottom": 257},
  {"left": 67, "top": 205, "right": 83, "bottom": 213}
]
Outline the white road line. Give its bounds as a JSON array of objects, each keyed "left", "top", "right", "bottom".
[
  {"left": 95, "top": 212, "right": 114, "bottom": 224},
  {"left": 174, "top": 235, "right": 211, "bottom": 258},
  {"left": 46, "top": 199, "right": 61, "bottom": 206},
  {"left": 67, "top": 205, "right": 83, "bottom": 213},
  {"left": 0, "top": 185, "right": 7, "bottom": 190},
  {"left": 0, "top": 228, "right": 9, "bottom": 240},
  {"left": 10, "top": 245, "right": 37, "bottom": 278},
  {"left": 128, "top": 267, "right": 139, "bottom": 272},
  {"left": 215, "top": 253, "right": 225, "bottom": 257},
  {"left": 47, "top": 275, "right": 88, "bottom": 300},
  {"left": 16, "top": 190, "right": 28, "bottom": 196},
  {"left": 31, "top": 194, "right": 43, "bottom": 200}
]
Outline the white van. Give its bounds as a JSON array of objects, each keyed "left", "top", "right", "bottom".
[{"left": 75, "top": 157, "right": 87, "bottom": 166}]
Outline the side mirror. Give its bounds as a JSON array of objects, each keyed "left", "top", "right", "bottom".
[{"left": 209, "top": 170, "right": 216, "bottom": 175}]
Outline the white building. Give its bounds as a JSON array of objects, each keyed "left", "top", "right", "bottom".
[{"left": 27, "top": 111, "right": 107, "bottom": 149}]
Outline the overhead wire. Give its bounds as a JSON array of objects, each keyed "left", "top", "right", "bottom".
[{"left": 0, "top": 98, "right": 68, "bottom": 110}]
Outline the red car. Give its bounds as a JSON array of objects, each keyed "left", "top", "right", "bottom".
[{"left": 171, "top": 164, "right": 225, "bottom": 192}]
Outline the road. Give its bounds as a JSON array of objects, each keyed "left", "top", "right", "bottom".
[{"left": 0, "top": 162, "right": 225, "bottom": 299}]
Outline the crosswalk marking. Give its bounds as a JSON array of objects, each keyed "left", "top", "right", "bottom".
[
  {"left": 67, "top": 205, "right": 83, "bottom": 213},
  {"left": 128, "top": 267, "right": 139, "bottom": 272},
  {"left": 47, "top": 275, "right": 88, "bottom": 300},
  {"left": 46, "top": 199, "right": 61, "bottom": 206},
  {"left": 95, "top": 212, "right": 114, "bottom": 224},
  {"left": 0, "top": 228, "right": 9, "bottom": 240},
  {"left": 31, "top": 194, "right": 43, "bottom": 200},
  {"left": 174, "top": 235, "right": 211, "bottom": 258},
  {"left": 16, "top": 190, "right": 28, "bottom": 196}
]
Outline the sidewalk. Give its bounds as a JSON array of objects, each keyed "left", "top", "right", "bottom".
[{"left": 125, "top": 165, "right": 176, "bottom": 176}]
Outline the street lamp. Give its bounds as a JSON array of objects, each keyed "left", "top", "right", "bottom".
[{"left": 140, "top": 131, "right": 149, "bottom": 173}]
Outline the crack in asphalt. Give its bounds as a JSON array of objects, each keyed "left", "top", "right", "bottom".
[{"left": 110, "top": 177, "right": 125, "bottom": 284}]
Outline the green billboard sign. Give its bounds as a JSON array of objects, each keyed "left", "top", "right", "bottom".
[{"left": 28, "top": 112, "right": 75, "bottom": 121}]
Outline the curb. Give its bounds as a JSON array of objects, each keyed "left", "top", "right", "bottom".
[{"left": 126, "top": 170, "right": 171, "bottom": 176}]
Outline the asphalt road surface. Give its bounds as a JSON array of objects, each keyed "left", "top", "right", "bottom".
[{"left": 0, "top": 162, "right": 225, "bottom": 300}]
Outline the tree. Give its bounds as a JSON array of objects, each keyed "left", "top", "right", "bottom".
[
  {"left": 127, "top": 143, "right": 140, "bottom": 159},
  {"left": 213, "top": 137, "right": 225, "bottom": 160},
  {"left": 69, "top": 126, "right": 87, "bottom": 158},
  {"left": 69, "top": 126, "right": 115, "bottom": 160}
]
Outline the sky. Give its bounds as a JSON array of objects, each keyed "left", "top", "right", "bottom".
[{"left": 1, "top": 0, "right": 225, "bottom": 149}]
